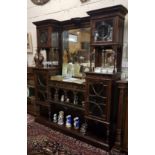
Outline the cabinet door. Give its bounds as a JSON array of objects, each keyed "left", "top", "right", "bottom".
[
  {"left": 92, "top": 18, "right": 114, "bottom": 44},
  {"left": 37, "top": 27, "right": 51, "bottom": 48},
  {"left": 34, "top": 70, "right": 48, "bottom": 103},
  {"left": 86, "top": 78, "right": 112, "bottom": 121}
]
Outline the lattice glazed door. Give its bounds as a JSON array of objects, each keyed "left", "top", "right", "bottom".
[
  {"left": 34, "top": 69, "right": 49, "bottom": 103},
  {"left": 86, "top": 79, "right": 112, "bottom": 121}
]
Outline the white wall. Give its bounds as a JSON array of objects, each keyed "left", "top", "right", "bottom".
[{"left": 27, "top": 0, "right": 128, "bottom": 71}]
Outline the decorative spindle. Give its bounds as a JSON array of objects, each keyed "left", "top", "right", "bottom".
[
  {"left": 73, "top": 92, "right": 78, "bottom": 105},
  {"left": 54, "top": 88, "right": 59, "bottom": 101}
]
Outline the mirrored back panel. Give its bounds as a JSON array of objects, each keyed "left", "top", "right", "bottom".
[{"left": 62, "top": 27, "right": 91, "bottom": 77}]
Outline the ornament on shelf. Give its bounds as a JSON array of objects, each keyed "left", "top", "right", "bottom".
[
  {"left": 54, "top": 88, "right": 59, "bottom": 101},
  {"left": 66, "top": 98, "right": 70, "bottom": 103},
  {"left": 80, "top": 123, "right": 88, "bottom": 135},
  {"left": 53, "top": 113, "right": 57, "bottom": 123},
  {"left": 73, "top": 117, "right": 80, "bottom": 129},
  {"left": 66, "top": 115, "right": 72, "bottom": 128},
  {"left": 82, "top": 101, "right": 85, "bottom": 107},
  {"left": 58, "top": 111, "right": 64, "bottom": 125},
  {"left": 34, "top": 50, "right": 44, "bottom": 67},
  {"left": 60, "top": 95, "right": 65, "bottom": 102}
]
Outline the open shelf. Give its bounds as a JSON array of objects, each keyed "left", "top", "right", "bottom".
[
  {"left": 35, "top": 116, "right": 110, "bottom": 150},
  {"left": 49, "top": 100, "right": 84, "bottom": 111}
]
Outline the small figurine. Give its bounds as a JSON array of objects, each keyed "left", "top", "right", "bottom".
[
  {"left": 61, "top": 95, "right": 64, "bottom": 102},
  {"left": 82, "top": 101, "right": 85, "bottom": 107},
  {"left": 54, "top": 89, "right": 59, "bottom": 101},
  {"left": 53, "top": 113, "right": 57, "bottom": 123},
  {"left": 66, "top": 98, "right": 70, "bottom": 103},
  {"left": 58, "top": 111, "right": 64, "bottom": 125},
  {"left": 80, "top": 123, "right": 88, "bottom": 135},
  {"left": 73, "top": 117, "right": 80, "bottom": 129},
  {"left": 66, "top": 115, "right": 72, "bottom": 128},
  {"left": 34, "top": 50, "right": 44, "bottom": 68}
]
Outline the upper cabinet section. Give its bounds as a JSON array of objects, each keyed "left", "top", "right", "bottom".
[
  {"left": 33, "top": 19, "right": 61, "bottom": 49},
  {"left": 87, "top": 5, "right": 128, "bottom": 46},
  {"left": 32, "top": 5, "right": 128, "bottom": 73}
]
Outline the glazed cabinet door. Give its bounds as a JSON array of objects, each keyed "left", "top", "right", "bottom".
[
  {"left": 91, "top": 18, "right": 114, "bottom": 44},
  {"left": 34, "top": 69, "right": 49, "bottom": 104},
  {"left": 85, "top": 78, "right": 112, "bottom": 122},
  {"left": 37, "top": 26, "right": 52, "bottom": 48}
]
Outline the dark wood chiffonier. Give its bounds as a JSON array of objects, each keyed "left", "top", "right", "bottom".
[{"left": 28, "top": 4, "right": 128, "bottom": 154}]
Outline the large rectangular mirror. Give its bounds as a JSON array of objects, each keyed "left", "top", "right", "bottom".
[{"left": 62, "top": 27, "right": 91, "bottom": 77}]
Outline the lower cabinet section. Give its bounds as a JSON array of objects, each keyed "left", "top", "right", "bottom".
[
  {"left": 36, "top": 116, "right": 110, "bottom": 150},
  {"left": 31, "top": 71, "right": 127, "bottom": 154}
]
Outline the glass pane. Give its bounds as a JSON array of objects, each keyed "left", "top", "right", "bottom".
[
  {"left": 88, "top": 82, "right": 107, "bottom": 118},
  {"left": 93, "top": 48, "right": 116, "bottom": 74},
  {"left": 38, "top": 91, "right": 47, "bottom": 101},
  {"left": 94, "top": 19, "right": 113, "bottom": 42},
  {"left": 101, "top": 49, "right": 115, "bottom": 68},
  {"left": 49, "top": 48, "right": 59, "bottom": 66},
  {"left": 51, "top": 32, "right": 59, "bottom": 48},
  {"left": 62, "top": 28, "right": 91, "bottom": 77},
  {"left": 37, "top": 73, "right": 47, "bottom": 86}
]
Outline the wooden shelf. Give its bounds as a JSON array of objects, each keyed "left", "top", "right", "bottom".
[
  {"left": 49, "top": 100, "right": 84, "bottom": 111},
  {"left": 35, "top": 116, "right": 110, "bottom": 150},
  {"left": 85, "top": 115, "right": 109, "bottom": 125},
  {"left": 37, "top": 101, "right": 49, "bottom": 107}
]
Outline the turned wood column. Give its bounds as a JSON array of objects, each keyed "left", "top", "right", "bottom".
[{"left": 111, "top": 80, "right": 128, "bottom": 154}]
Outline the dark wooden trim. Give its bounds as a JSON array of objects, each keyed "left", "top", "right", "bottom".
[{"left": 87, "top": 5, "right": 128, "bottom": 17}]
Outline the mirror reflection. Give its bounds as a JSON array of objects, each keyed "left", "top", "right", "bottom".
[{"left": 62, "top": 28, "right": 91, "bottom": 78}]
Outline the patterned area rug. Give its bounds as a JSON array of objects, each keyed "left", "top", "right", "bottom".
[{"left": 27, "top": 114, "right": 108, "bottom": 155}]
